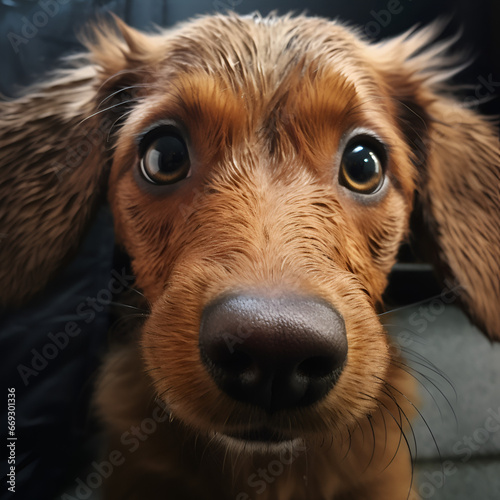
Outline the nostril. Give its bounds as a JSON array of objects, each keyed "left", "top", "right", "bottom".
[
  {"left": 218, "top": 349, "right": 253, "bottom": 374},
  {"left": 297, "top": 356, "right": 338, "bottom": 379},
  {"left": 201, "top": 340, "right": 260, "bottom": 384}
]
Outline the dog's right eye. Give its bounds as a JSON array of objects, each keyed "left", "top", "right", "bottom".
[{"left": 139, "top": 131, "right": 191, "bottom": 185}]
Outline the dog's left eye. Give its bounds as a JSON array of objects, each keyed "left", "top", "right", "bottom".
[
  {"left": 139, "top": 131, "right": 191, "bottom": 185},
  {"left": 339, "top": 141, "right": 384, "bottom": 194}
]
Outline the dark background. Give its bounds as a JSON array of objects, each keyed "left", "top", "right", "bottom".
[{"left": 0, "top": 1, "right": 498, "bottom": 499}]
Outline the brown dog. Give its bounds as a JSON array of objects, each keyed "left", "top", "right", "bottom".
[{"left": 1, "top": 12, "right": 499, "bottom": 500}]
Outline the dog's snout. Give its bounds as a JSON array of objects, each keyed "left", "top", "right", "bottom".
[{"left": 199, "top": 293, "right": 347, "bottom": 413}]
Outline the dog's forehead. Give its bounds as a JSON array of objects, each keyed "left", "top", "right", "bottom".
[
  {"left": 161, "top": 15, "right": 365, "bottom": 91},
  {"left": 128, "top": 14, "right": 376, "bottom": 154}
]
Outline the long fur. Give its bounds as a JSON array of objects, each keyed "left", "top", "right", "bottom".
[{"left": 1, "top": 12, "right": 498, "bottom": 500}]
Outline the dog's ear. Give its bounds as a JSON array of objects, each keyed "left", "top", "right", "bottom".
[
  {"left": 372, "top": 26, "right": 500, "bottom": 339},
  {"left": 0, "top": 18, "right": 158, "bottom": 306},
  {"left": 415, "top": 98, "right": 500, "bottom": 341}
]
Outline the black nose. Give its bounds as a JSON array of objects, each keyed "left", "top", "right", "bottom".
[{"left": 199, "top": 293, "right": 347, "bottom": 413}]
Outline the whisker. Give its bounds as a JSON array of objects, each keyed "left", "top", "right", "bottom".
[
  {"left": 98, "top": 84, "right": 149, "bottom": 108},
  {"left": 342, "top": 423, "right": 353, "bottom": 460},
  {"left": 381, "top": 322, "right": 427, "bottom": 342},
  {"left": 107, "top": 108, "right": 136, "bottom": 140},
  {"left": 78, "top": 99, "right": 138, "bottom": 125},
  {"left": 399, "top": 347, "right": 456, "bottom": 395},
  {"left": 376, "top": 395, "right": 415, "bottom": 500},
  {"left": 109, "top": 300, "right": 148, "bottom": 312},
  {"left": 97, "top": 68, "right": 153, "bottom": 93},
  {"left": 392, "top": 360, "right": 450, "bottom": 424},
  {"left": 379, "top": 383, "right": 417, "bottom": 457},
  {"left": 373, "top": 395, "right": 406, "bottom": 470},
  {"left": 378, "top": 292, "right": 451, "bottom": 317},
  {"left": 383, "top": 380, "right": 442, "bottom": 465}
]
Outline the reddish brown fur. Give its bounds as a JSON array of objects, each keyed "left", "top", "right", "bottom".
[{"left": 1, "top": 13, "right": 499, "bottom": 500}]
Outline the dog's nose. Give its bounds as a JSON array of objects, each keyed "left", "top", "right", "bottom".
[{"left": 199, "top": 293, "right": 347, "bottom": 413}]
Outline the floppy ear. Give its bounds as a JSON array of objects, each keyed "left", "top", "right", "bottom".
[
  {"left": 416, "top": 99, "right": 499, "bottom": 340},
  {"left": 374, "top": 27, "right": 500, "bottom": 339},
  {"left": 0, "top": 18, "right": 158, "bottom": 306}
]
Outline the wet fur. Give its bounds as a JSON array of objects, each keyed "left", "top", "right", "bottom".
[{"left": 1, "top": 12, "right": 499, "bottom": 500}]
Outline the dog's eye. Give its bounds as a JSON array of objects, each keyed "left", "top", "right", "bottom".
[
  {"left": 339, "top": 141, "right": 384, "bottom": 194},
  {"left": 140, "top": 132, "right": 190, "bottom": 185}
]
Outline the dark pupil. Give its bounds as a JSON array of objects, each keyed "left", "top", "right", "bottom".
[
  {"left": 152, "top": 135, "right": 187, "bottom": 173},
  {"left": 343, "top": 145, "right": 378, "bottom": 183}
]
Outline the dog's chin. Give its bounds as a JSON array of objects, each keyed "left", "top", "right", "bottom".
[{"left": 212, "top": 428, "right": 304, "bottom": 454}]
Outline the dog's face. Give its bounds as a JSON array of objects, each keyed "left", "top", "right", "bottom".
[
  {"left": 1, "top": 14, "right": 498, "bottom": 452},
  {"left": 106, "top": 15, "right": 419, "bottom": 442}
]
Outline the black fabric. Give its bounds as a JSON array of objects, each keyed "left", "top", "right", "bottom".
[
  {"left": 0, "top": 4, "right": 167, "bottom": 499},
  {"left": 0, "top": 208, "right": 115, "bottom": 500},
  {"left": 0, "top": 1, "right": 497, "bottom": 500}
]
